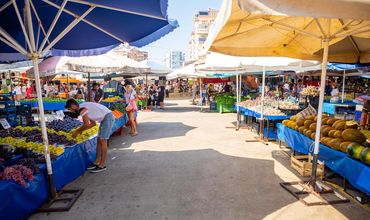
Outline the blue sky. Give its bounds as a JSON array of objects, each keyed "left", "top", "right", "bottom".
[{"left": 141, "top": 0, "right": 222, "bottom": 64}]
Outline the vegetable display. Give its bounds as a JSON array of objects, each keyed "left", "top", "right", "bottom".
[{"left": 300, "top": 86, "right": 319, "bottom": 96}]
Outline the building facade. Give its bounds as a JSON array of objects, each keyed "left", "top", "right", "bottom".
[
  {"left": 166, "top": 51, "right": 185, "bottom": 69},
  {"left": 113, "top": 44, "right": 148, "bottom": 62},
  {"left": 188, "top": 8, "right": 218, "bottom": 61}
]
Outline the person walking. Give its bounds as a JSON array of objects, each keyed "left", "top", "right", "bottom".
[
  {"left": 65, "top": 99, "right": 115, "bottom": 173},
  {"left": 125, "top": 84, "right": 138, "bottom": 136},
  {"left": 158, "top": 82, "right": 165, "bottom": 109}
]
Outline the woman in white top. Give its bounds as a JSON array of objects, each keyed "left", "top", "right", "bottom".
[
  {"left": 13, "top": 84, "right": 22, "bottom": 100},
  {"left": 65, "top": 99, "right": 115, "bottom": 173}
]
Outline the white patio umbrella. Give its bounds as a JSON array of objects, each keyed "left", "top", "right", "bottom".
[
  {"left": 166, "top": 62, "right": 206, "bottom": 80},
  {"left": 204, "top": 0, "right": 370, "bottom": 191},
  {"left": 198, "top": 52, "right": 320, "bottom": 130}
]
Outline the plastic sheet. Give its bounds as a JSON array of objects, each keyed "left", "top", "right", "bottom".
[
  {"left": 110, "top": 114, "right": 128, "bottom": 136},
  {"left": 278, "top": 124, "right": 370, "bottom": 195},
  {"left": 237, "top": 106, "right": 291, "bottom": 120}
]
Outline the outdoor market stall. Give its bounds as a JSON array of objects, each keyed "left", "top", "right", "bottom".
[{"left": 0, "top": 112, "right": 129, "bottom": 219}]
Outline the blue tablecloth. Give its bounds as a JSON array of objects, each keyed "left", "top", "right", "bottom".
[
  {"left": 236, "top": 106, "right": 291, "bottom": 121},
  {"left": 277, "top": 123, "right": 370, "bottom": 196},
  {"left": 110, "top": 114, "right": 128, "bottom": 135},
  {"left": 20, "top": 101, "right": 67, "bottom": 111},
  {"left": 322, "top": 101, "right": 357, "bottom": 115},
  {"left": 0, "top": 114, "right": 129, "bottom": 219},
  {"left": 0, "top": 137, "right": 97, "bottom": 220}
]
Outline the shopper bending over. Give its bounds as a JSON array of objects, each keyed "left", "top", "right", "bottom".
[
  {"left": 124, "top": 84, "right": 138, "bottom": 136},
  {"left": 65, "top": 99, "right": 115, "bottom": 173}
]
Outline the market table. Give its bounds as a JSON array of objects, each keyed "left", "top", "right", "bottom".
[
  {"left": 277, "top": 123, "right": 370, "bottom": 196},
  {"left": 322, "top": 101, "right": 356, "bottom": 116},
  {"left": 236, "top": 105, "right": 290, "bottom": 140},
  {"left": 0, "top": 114, "right": 129, "bottom": 219}
]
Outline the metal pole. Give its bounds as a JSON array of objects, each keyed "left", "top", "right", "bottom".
[
  {"left": 87, "top": 72, "right": 91, "bottom": 101},
  {"left": 341, "top": 70, "right": 346, "bottom": 103},
  {"left": 200, "top": 78, "right": 203, "bottom": 111},
  {"left": 260, "top": 66, "right": 266, "bottom": 140},
  {"left": 33, "top": 57, "right": 57, "bottom": 199},
  {"left": 236, "top": 73, "right": 240, "bottom": 130},
  {"left": 311, "top": 39, "right": 330, "bottom": 189}
]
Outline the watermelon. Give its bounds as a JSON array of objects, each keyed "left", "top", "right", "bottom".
[
  {"left": 347, "top": 143, "right": 365, "bottom": 160},
  {"left": 360, "top": 148, "right": 370, "bottom": 165}
]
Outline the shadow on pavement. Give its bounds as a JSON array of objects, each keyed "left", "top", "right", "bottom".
[
  {"left": 31, "top": 149, "right": 296, "bottom": 220},
  {"left": 271, "top": 150, "right": 370, "bottom": 220},
  {"left": 110, "top": 121, "right": 197, "bottom": 148}
]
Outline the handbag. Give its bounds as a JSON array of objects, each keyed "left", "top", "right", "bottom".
[{"left": 125, "top": 91, "right": 134, "bottom": 112}]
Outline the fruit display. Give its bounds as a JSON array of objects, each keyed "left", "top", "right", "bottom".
[
  {"left": 283, "top": 114, "right": 369, "bottom": 166},
  {"left": 110, "top": 103, "right": 126, "bottom": 113},
  {"left": 0, "top": 164, "right": 33, "bottom": 187},
  {"left": 103, "top": 96, "right": 121, "bottom": 102},
  {"left": 112, "top": 110, "right": 124, "bottom": 119},
  {"left": 46, "top": 117, "right": 82, "bottom": 132},
  {"left": 300, "top": 86, "right": 320, "bottom": 96},
  {"left": 18, "top": 158, "right": 40, "bottom": 173},
  {"left": 21, "top": 98, "right": 84, "bottom": 103}
]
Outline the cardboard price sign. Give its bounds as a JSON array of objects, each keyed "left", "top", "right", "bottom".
[{"left": 0, "top": 118, "right": 11, "bottom": 129}]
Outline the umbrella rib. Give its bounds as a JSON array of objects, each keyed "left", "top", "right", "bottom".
[
  {"left": 39, "top": 0, "right": 68, "bottom": 53},
  {"left": 12, "top": 0, "right": 33, "bottom": 52},
  {"left": 67, "top": 0, "right": 167, "bottom": 21},
  {"left": 42, "top": 6, "right": 95, "bottom": 54},
  {"left": 0, "top": 0, "right": 11, "bottom": 12},
  {"left": 44, "top": 0, "right": 126, "bottom": 44},
  {"left": 314, "top": 18, "right": 326, "bottom": 38},
  {"left": 285, "top": 18, "right": 315, "bottom": 46},
  {"left": 0, "top": 35, "right": 27, "bottom": 55},
  {"left": 0, "top": 26, "right": 28, "bottom": 55},
  {"left": 263, "top": 17, "right": 321, "bottom": 39},
  {"left": 338, "top": 19, "right": 360, "bottom": 55},
  {"left": 334, "top": 22, "right": 369, "bottom": 38},
  {"left": 29, "top": 0, "right": 51, "bottom": 48},
  {"left": 330, "top": 19, "right": 355, "bottom": 37}
]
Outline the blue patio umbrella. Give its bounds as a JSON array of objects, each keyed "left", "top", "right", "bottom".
[{"left": 0, "top": 0, "right": 178, "bottom": 199}]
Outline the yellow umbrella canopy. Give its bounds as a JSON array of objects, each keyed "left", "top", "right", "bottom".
[
  {"left": 205, "top": 0, "right": 370, "bottom": 63},
  {"left": 52, "top": 75, "right": 82, "bottom": 84},
  {"left": 204, "top": 0, "right": 370, "bottom": 188}
]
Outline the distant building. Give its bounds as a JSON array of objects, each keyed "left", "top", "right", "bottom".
[
  {"left": 166, "top": 51, "right": 185, "bottom": 69},
  {"left": 113, "top": 44, "right": 148, "bottom": 62},
  {"left": 189, "top": 8, "right": 218, "bottom": 61}
]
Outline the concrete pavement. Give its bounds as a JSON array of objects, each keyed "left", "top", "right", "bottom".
[{"left": 31, "top": 99, "right": 369, "bottom": 220}]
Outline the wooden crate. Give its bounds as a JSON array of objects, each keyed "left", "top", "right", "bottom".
[{"left": 291, "top": 154, "right": 325, "bottom": 179}]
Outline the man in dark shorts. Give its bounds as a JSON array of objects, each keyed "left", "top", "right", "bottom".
[{"left": 360, "top": 100, "right": 370, "bottom": 129}]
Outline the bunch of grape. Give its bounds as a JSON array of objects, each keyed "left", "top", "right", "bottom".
[
  {"left": 0, "top": 128, "right": 25, "bottom": 138},
  {"left": 27, "top": 153, "right": 56, "bottom": 162},
  {"left": 46, "top": 117, "right": 82, "bottom": 132},
  {"left": 25, "top": 132, "right": 76, "bottom": 146},
  {"left": 18, "top": 158, "right": 40, "bottom": 173},
  {"left": 0, "top": 165, "right": 33, "bottom": 187}
]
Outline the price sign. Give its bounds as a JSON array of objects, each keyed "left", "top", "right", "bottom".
[{"left": 0, "top": 118, "right": 11, "bottom": 129}]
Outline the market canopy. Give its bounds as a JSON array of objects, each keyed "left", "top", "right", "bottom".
[
  {"left": 197, "top": 52, "right": 322, "bottom": 76},
  {"left": 166, "top": 62, "right": 207, "bottom": 80},
  {"left": 0, "top": 0, "right": 179, "bottom": 63},
  {"left": 140, "top": 60, "right": 172, "bottom": 76},
  {"left": 27, "top": 52, "right": 150, "bottom": 77},
  {"left": 204, "top": 0, "right": 370, "bottom": 63}
]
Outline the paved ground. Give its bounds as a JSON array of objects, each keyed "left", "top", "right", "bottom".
[{"left": 31, "top": 99, "right": 369, "bottom": 220}]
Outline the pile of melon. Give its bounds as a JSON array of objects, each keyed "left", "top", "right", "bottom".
[{"left": 282, "top": 115, "right": 370, "bottom": 166}]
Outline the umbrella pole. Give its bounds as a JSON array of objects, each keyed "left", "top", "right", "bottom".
[
  {"left": 341, "top": 70, "right": 346, "bottom": 103},
  {"left": 236, "top": 73, "right": 240, "bottom": 130},
  {"left": 87, "top": 72, "right": 91, "bottom": 101},
  {"left": 311, "top": 39, "right": 329, "bottom": 190},
  {"left": 260, "top": 66, "right": 266, "bottom": 141},
  {"left": 32, "top": 57, "right": 57, "bottom": 199}
]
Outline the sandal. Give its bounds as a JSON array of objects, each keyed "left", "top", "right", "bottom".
[{"left": 131, "top": 132, "right": 138, "bottom": 137}]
